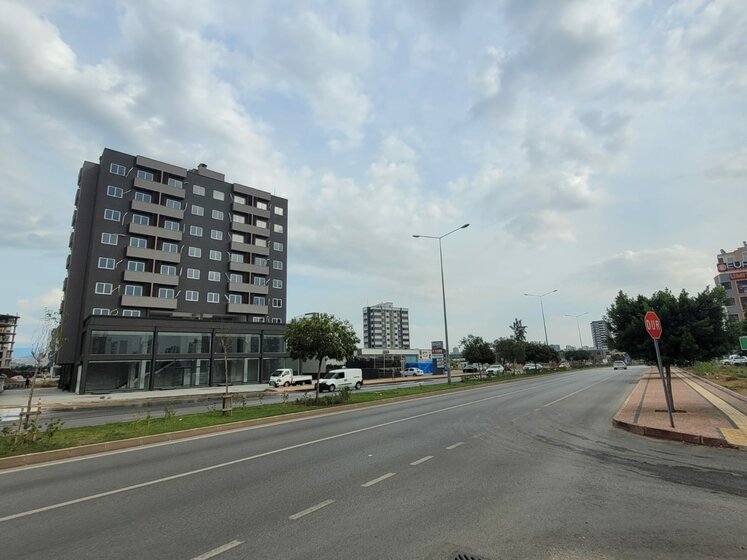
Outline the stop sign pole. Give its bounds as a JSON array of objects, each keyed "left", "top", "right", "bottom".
[{"left": 644, "top": 311, "right": 675, "bottom": 428}]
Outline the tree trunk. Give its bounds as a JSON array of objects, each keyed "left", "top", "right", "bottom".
[
  {"left": 17, "top": 365, "right": 39, "bottom": 439},
  {"left": 315, "top": 359, "right": 323, "bottom": 404}
]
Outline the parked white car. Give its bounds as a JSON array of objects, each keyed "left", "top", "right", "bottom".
[
  {"left": 402, "top": 367, "right": 424, "bottom": 376},
  {"left": 522, "top": 363, "right": 544, "bottom": 372},
  {"left": 721, "top": 355, "right": 747, "bottom": 366},
  {"left": 485, "top": 364, "right": 504, "bottom": 374}
]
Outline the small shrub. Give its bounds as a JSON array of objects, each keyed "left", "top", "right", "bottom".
[{"left": 163, "top": 406, "right": 176, "bottom": 421}]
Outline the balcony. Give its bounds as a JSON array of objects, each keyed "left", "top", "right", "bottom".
[
  {"left": 230, "top": 221, "right": 269, "bottom": 237},
  {"left": 123, "top": 270, "right": 180, "bottom": 286},
  {"left": 229, "top": 261, "right": 269, "bottom": 275},
  {"left": 227, "top": 303, "right": 269, "bottom": 315},
  {"left": 229, "top": 282, "right": 269, "bottom": 295},
  {"left": 232, "top": 201, "right": 271, "bottom": 219},
  {"left": 126, "top": 246, "right": 181, "bottom": 264},
  {"left": 132, "top": 199, "right": 184, "bottom": 220},
  {"left": 121, "top": 295, "right": 178, "bottom": 310},
  {"left": 230, "top": 240, "right": 270, "bottom": 256},
  {"left": 135, "top": 155, "right": 187, "bottom": 178},
  {"left": 134, "top": 176, "right": 185, "bottom": 199},
  {"left": 129, "top": 222, "right": 183, "bottom": 242}
]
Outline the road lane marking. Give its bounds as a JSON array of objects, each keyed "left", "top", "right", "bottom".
[
  {"left": 446, "top": 442, "right": 464, "bottom": 450},
  {"left": 289, "top": 499, "right": 335, "bottom": 520},
  {"left": 190, "top": 540, "right": 244, "bottom": 560},
  {"left": 0, "top": 374, "right": 611, "bottom": 522},
  {"left": 542, "top": 375, "right": 616, "bottom": 408},
  {"left": 362, "top": 472, "right": 396, "bottom": 487},
  {"left": 410, "top": 455, "right": 433, "bottom": 466},
  {"left": 678, "top": 373, "right": 747, "bottom": 446}
]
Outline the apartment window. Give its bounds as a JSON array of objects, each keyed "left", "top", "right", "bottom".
[
  {"left": 95, "top": 282, "right": 113, "bottom": 295},
  {"left": 98, "top": 257, "right": 116, "bottom": 270},
  {"left": 208, "top": 271, "right": 221, "bottom": 282},
  {"left": 132, "top": 214, "right": 150, "bottom": 226},
  {"left": 164, "top": 220, "right": 180, "bottom": 231},
  {"left": 110, "top": 163, "right": 126, "bottom": 176},
  {"left": 160, "top": 264, "right": 177, "bottom": 276},
  {"left": 188, "top": 247, "right": 202, "bottom": 258},
  {"left": 92, "top": 308, "right": 111, "bottom": 316},
  {"left": 272, "top": 298, "right": 283, "bottom": 308},
  {"left": 167, "top": 178, "right": 183, "bottom": 189},
  {"left": 271, "top": 318, "right": 282, "bottom": 324},
  {"left": 107, "top": 185, "right": 123, "bottom": 198},
  {"left": 273, "top": 224, "right": 283, "bottom": 234},
  {"left": 256, "top": 218, "right": 267, "bottom": 228},
  {"left": 185, "top": 290, "right": 199, "bottom": 302},
  {"left": 212, "top": 210, "right": 224, "bottom": 220},
  {"left": 124, "top": 285, "right": 143, "bottom": 296},
  {"left": 228, "top": 294, "right": 242, "bottom": 304},
  {"left": 191, "top": 205, "right": 204, "bottom": 216},
  {"left": 186, "top": 268, "right": 200, "bottom": 280},
  {"left": 233, "top": 214, "right": 245, "bottom": 224},
  {"left": 207, "top": 292, "right": 220, "bottom": 303},
  {"left": 165, "top": 199, "right": 181, "bottom": 210},
  {"left": 272, "top": 279, "right": 283, "bottom": 289},
  {"left": 158, "top": 288, "right": 175, "bottom": 299},
  {"left": 101, "top": 233, "right": 118, "bottom": 245},
  {"left": 273, "top": 242, "right": 284, "bottom": 252},
  {"left": 134, "top": 191, "right": 152, "bottom": 203},
  {"left": 253, "top": 277, "right": 266, "bottom": 286},
  {"left": 255, "top": 238, "right": 268, "bottom": 247},
  {"left": 211, "top": 230, "right": 223, "bottom": 240},
  {"left": 209, "top": 250, "right": 221, "bottom": 261},
  {"left": 253, "top": 296, "right": 266, "bottom": 306},
  {"left": 127, "top": 260, "right": 145, "bottom": 272},
  {"left": 273, "top": 260, "right": 283, "bottom": 270},
  {"left": 255, "top": 257, "right": 268, "bottom": 267},
  {"left": 252, "top": 317, "right": 265, "bottom": 323},
  {"left": 129, "top": 237, "right": 147, "bottom": 248},
  {"left": 230, "top": 253, "right": 243, "bottom": 263},
  {"left": 136, "top": 169, "right": 155, "bottom": 181},
  {"left": 234, "top": 195, "right": 246, "bottom": 205},
  {"left": 274, "top": 206, "right": 284, "bottom": 216},
  {"left": 256, "top": 200, "right": 268, "bottom": 210},
  {"left": 230, "top": 273, "right": 243, "bottom": 283},
  {"left": 193, "top": 185, "right": 205, "bottom": 196},
  {"left": 162, "top": 242, "right": 178, "bottom": 253},
  {"left": 231, "top": 233, "right": 244, "bottom": 243},
  {"left": 122, "top": 309, "right": 141, "bottom": 317},
  {"left": 104, "top": 209, "right": 121, "bottom": 222},
  {"left": 213, "top": 190, "right": 225, "bottom": 201}
]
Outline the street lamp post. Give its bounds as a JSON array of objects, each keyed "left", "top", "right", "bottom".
[
  {"left": 413, "top": 223, "right": 470, "bottom": 384},
  {"left": 524, "top": 289, "right": 558, "bottom": 346},
  {"left": 563, "top": 312, "right": 589, "bottom": 349}
]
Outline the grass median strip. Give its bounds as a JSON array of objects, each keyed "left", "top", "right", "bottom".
[{"left": 0, "top": 369, "right": 576, "bottom": 460}]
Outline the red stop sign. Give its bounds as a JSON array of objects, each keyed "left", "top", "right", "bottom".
[{"left": 644, "top": 311, "right": 663, "bottom": 339}]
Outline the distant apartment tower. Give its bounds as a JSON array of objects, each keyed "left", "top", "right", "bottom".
[
  {"left": 363, "top": 302, "right": 410, "bottom": 349},
  {"left": 58, "top": 148, "right": 290, "bottom": 393},
  {"left": 0, "top": 314, "right": 19, "bottom": 369},
  {"left": 590, "top": 320, "right": 610, "bottom": 352},
  {"left": 714, "top": 242, "right": 747, "bottom": 321}
]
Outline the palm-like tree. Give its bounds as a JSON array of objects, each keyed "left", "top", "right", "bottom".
[{"left": 510, "top": 318, "right": 527, "bottom": 342}]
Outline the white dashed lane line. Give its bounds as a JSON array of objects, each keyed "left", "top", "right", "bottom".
[
  {"left": 445, "top": 441, "right": 464, "bottom": 450},
  {"left": 190, "top": 540, "right": 244, "bottom": 560},
  {"left": 361, "top": 472, "right": 396, "bottom": 487},
  {"left": 410, "top": 456, "right": 433, "bottom": 466},
  {"left": 289, "top": 499, "right": 336, "bottom": 520}
]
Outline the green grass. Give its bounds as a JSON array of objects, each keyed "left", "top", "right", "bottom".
[
  {"left": 687, "top": 361, "right": 747, "bottom": 398},
  {"left": 0, "top": 368, "right": 571, "bottom": 459}
]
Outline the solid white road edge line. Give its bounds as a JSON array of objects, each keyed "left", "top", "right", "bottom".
[
  {"left": 446, "top": 442, "right": 464, "bottom": 450},
  {"left": 410, "top": 455, "right": 433, "bottom": 466},
  {"left": 289, "top": 499, "right": 335, "bottom": 520},
  {"left": 190, "top": 539, "right": 244, "bottom": 560},
  {"left": 361, "top": 473, "right": 396, "bottom": 487}
]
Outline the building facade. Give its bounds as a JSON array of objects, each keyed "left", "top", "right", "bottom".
[
  {"left": 0, "top": 314, "right": 19, "bottom": 370},
  {"left": 58, "top": 149, "right": 290, "bottom": 393},
  {"left": 590, "top": 320, "right": 610, "bottom": 353},
  {"left": 362, "top": 302, "right": 410, "bottom": 349},
  {"left": 714, "top": 243, "right": 747, "bottom": 322}
]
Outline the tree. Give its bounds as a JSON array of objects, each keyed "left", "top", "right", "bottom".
[
  {"left": 525, "top": 341, "right": 558, "bottom": 364},
  {"left": 460, "top": 335, "right": 494, "bottom": 365},
  {"left": 284, "top": 313, "right": 359, "bottom": 402},
  {"left": 493, "top": 337, "right": 526, "bottom": 366},
  {"left": 510, "top": 318, "right": 527, "bottom": 342},
  {"left": 607, "top": 287, "right": 734, "bottom": 371},
  {"left": 565, "top": 349, "right": 592, "bottom": 362}
]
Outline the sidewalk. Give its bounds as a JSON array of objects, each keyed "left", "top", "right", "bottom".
[
  {"left": 0, "top": 373, "right": 459, "bottom": 412},
  {"left": 613, "top": 367, "right": 747, "bottom": 449}
]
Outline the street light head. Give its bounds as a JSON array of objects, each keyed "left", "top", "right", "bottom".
[
  {"left": 461, "top": 223, "right": 470, "bottom": 229},
  {"left": 412, "top": 235, "right": 420, "bottom": 238},
  {"left": 551, "top": 289, "right": 558, "bottom": 294}
]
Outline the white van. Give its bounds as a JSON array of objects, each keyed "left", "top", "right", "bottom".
[{"left": 318, "top": 368, "right": 363, "bottom": 392}]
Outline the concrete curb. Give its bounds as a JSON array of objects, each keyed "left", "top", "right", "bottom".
[
  {"left": 612, "top": 417, "right": 735, "bottom": 449},
  {"left": 0, "top": 377, "right": 514, "bottom": 470}
]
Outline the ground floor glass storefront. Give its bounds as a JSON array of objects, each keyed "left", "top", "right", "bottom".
[{"left": 80, "top": 328, "right": 292, "bottom": 393}]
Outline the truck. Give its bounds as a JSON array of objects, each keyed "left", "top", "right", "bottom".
[{"left": 268, "top": 369, "right": 315, "bottom": 388}]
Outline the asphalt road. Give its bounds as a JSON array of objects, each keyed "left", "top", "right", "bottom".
[{"left": 1, "top": 365, "right": 745, "bottom": 560}]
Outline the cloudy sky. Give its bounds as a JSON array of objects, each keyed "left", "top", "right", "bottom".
[{"left": 1, "top": 0, "right": 745, "bottom": 355}]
